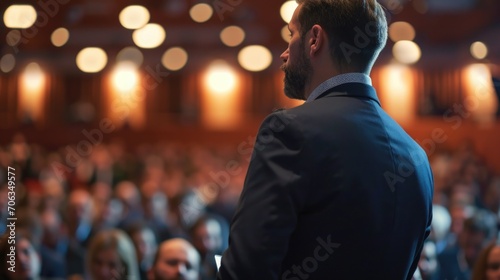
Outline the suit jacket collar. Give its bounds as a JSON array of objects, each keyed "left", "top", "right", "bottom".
[{"left": 312, "top": 83, "right": 381, "bottom": 106}]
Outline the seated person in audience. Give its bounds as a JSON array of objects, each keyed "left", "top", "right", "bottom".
[
  {"left": 86, "top": 229, "right": 140, "bottom": 280},
  {"left": 439, "top": 209, "right": 497, "bottom": 280},
  {"left": 148, "top": 238, "right": 200, "bottom": 280},
  {"left": 472, "top": 242, "right": 500, "bottom": 280},
  {"left": 66, "top": 188, "right": 95, "bottom": 276},
  {"left": 418, "top": 240, "right": 442, "bottom": 280},
  {"left": 17, "top": 207, "right": 66, "bottom": 279},
  {"left": 431, "top": 204, "right": 452, "bottom": 254},
  {"left": 483, "top": 178, "right": 500, "bottom": 216},
  {"left": 0, "top": 230, "right": 41, "bottom": 280},
  {"left": 448, "top": 185, "right": 477, "bottom": 246},
  {"left": 190, "top": 215, "right": 226, "bottom": 280},
  {"left": 92, "top": 197, "right": 124, "bottom": 231},
  {"left": 115, "top": 180, "right": 144, "bottom": 229},
  {"left": 140, "top": 180, "right": 173, "bottom": 242},
  {"left": 126, "top": 222, "right": 158, "bottom": 280}
]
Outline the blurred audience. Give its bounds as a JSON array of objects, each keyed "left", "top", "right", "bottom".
[
  {"left": 0, "top": 135, "right": 499, "bottom": 278},
  {"left": 438, "top": 209, "right": 497, "bottom": 280}
]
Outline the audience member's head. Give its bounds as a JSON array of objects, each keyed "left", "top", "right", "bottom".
[
  {"left": 459, "top": 209, "right": 497, "bottom": 266},
  {"left": 115, "top": 181, "right": 141, "bottom": 212},
  {"left": 41, "top": 178, "right": 65, "bottom": 211},
  {"left": 126, "top": 223, "right": 158, "bottom": 270},
  {"left": 141, "top": 180, "right": 168, "bottom": 222},
  {"left": 0, "top": 231, "right": 41, "bottom": 280},
  {"left": 449, "top": 185, "right": 476, "bottom": 235},
  {"left": 431, "top": 204, "right": 452, "bottom": 243},
  {"left": 472, "top": 243, "right": 500, "bottom": 280},
  {"left": 418, "top": 240, "right": 440, "bottom": 280},
  {"left": 93, "top": 198, "right": 124, "bottom": 230},
  {"left": 90, "top": 182, "right": 112, "bottom": 206},
  {"left": 190, "top": 215, "right": 223, "bottom": 258},
  {"left": 148, "top": 238, "right": 200, "bottom": 280},
  {"left": 86, "top": 229, "right": 140, "bottom": 280},
  {"left": 40, "top": 207, "right": 63, "bottom": 248},
  {"left": 67, "top": 188, "right": 93, "bottom": 225},
  {"left": 484, "top": 178, "right": 500, "bottom": 214}
]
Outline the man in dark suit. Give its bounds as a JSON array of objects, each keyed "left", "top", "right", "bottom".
[{"left": 218, "top": 1, "right": 434, "bottom": 279}]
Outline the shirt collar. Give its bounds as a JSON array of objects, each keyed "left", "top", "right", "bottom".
[{"left": 305, "top": 73, "right": 372, "bottom": 103}]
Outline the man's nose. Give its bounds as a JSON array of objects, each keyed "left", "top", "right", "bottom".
[{"left": 280, "top": 49, "right": 289, "bottom": 63}]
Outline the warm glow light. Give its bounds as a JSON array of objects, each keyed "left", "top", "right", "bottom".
[
  {"left": 107, "top": 63, "right": 146, "bottom": 129},
  {"left": 463, "top": 64, "right": 497, "bottom": 123},
  {"left": 280, "top": 1, "right": 298, "bottom": 23},
  {"left": 238, "top": 45, "right": 273, "bottom": 72},
  {"left": 470, "top": 41, "right": 488, "bottom": 60},
  {"left": 3, "top": 5, "right": 37, "bottom": 28},
  {"left": 116, "top": 47, "right": 143, "bottom": 67},
  {"left": 19, "top": 62, "right": 46, "bottom": 122},
  {"left": 6, "top": 30, "right": 21, "bottom": 46},
  {"left": 189, "top": 3, "right": 213, "bottom": 23},
  {"left": 220, "top": 26, "right": 245, "bottom": 47},
  {"left": 132, "top": 23, "right": 166, "bottom": 49},
  {"left": 202, "top": 60, "right": 242, "bottom": 130},
  {"left": 119, "top": 5, "right": 150, "bottom": 29},
  {"left": 1, "top": 54, "right": 16, "bottom": 73},
  {"left": 379, "top": 64, "right": 415, "bottom": 124},
  {"left": 393, "top": 40, "right": 421, "bottom": 64},
  {"left": 76, "top": 47, "right": 108, "bottom": 73},
  {"left": 51, "top": 28, "right": 70, "bottom": 47},
  {"left": 204, "top": 60, "right": 237, "bottom": 95},
  {"left": 389, "top": 21, "right": 416, "bottom": 42},
  {"left": 23, "top": 63, "right": 44, "bottom": 91},
  {"left": 162, "top": 47, "right": 189, "bottom": 71},
  {"left": 112, "top": 62, "right": 139, "bottom": 93},
  {"left": 281, "top": 25, "right": 291, "bottom": 43}
]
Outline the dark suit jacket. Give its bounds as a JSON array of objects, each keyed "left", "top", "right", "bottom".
[{"left": 217, "top": 83, "right": 434, "bottom": 280}]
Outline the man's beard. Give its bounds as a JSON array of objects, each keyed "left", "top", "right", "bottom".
[{"left": 281, "top": 42, "right": 312, "bottom": 100}]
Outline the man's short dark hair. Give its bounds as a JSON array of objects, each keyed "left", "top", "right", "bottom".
[{"left": 296, "top": 0, "right": 388, "bottom": 72}]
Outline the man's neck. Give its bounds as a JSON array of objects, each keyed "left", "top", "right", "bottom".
[{"left": 304, "top": 70, "right": 369, "bottom": 100}]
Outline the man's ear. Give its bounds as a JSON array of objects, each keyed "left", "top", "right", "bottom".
[{"left": 309, "top": 24, "right": 324, "bottom": 56}]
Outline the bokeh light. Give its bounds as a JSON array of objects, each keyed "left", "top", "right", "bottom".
[
  {"left": 76, "top": 47, "right": 108, "bottom": 73},
  {"left": 204, "top": 60, "right": 237, "bottom": 95},
  {"left": 0, "top": 54, "right": 16, "bottom": 73},
  {"left": 116, "top": 47, "right": 144, "bottom": 67},
  {"left": 119, "top": 5, "right": 150, "bottom": 29},
  {"left": 132, "top": 23, "right": 166, "bottom": 49},
  {"left": 220, "top": 26, "right": 245, "bottom": 47},
  {"left": 3, "top": 5, "right": 37, "bottom": 28},
  {"left": 280, "top": 1, "right": 298, "bottom": 23},
  {"left": 238, "top": 45, "right": 273, "bottom": 72},
  {"left": 470, "top": 41, "right": 488, "bottom": 60},
  {"left": 389, "top": 21, "right": 416, "bottom": 42},
  {"left": 162, "top": 47, "right": 189, "bottom": 71},
  {"left": 51, "top": 28, "right": 70, "bottom": 47},
  {"left": 189, "top": 3, "right": 213, "bottom": 23},
  {"left": 392, "top": 40, "right": 422, "bottom": 64}
]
